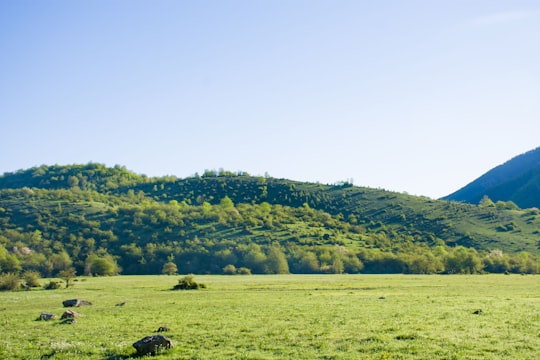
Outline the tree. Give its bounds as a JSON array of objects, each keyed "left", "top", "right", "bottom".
[
  {"left": 222, "top": 264, "right": 237, "bottom": 274},
  {"left": 265, "top": 246, "right": 289, "bottom": 274},
  {"left": 219, "top": 196, "right": 234, "bottom": 210},
  {"left": 85, "top": 254, "right": 120, "bottom": 276},
  {"left": 242, "top": 244, "right": 267, "bottom": 274},
  {"left": 50, "top": 251, "right": 73, "bottom": 274},
  {"left": 479, "top": 195, "right": 495, "bottom": 207},
  {"left": 342, "top": 253, "right": 364, "bottom": 273},
  {"left": 444, "top": 246, "right": 484, "bottom": 274},
  {"left": 0, "top": 245, "right": 22, "bottom": 273},
  {"left": 162, "top": 262, "right": 178, "bottom": 275},
  {"left": 58, "top": 267, "right": 77, "bottom": 288},
  {"left": 291, "top": 250, "right": 319, "bottom": 273}
]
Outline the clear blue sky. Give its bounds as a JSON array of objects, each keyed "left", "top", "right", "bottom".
[{"left": 2, "top": 0, "right": 539, "bottom": 198}]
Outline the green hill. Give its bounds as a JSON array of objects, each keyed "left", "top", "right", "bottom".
[
  {"left": 1, "top": 164, "right": 539, "bottom": 277},
  {"left": 443, "top": 146, "right": 540, "bottom": 209}
]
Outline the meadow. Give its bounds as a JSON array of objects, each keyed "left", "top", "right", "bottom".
[{"left": 0, "top": 274, "right": 538, "bottom": 359}]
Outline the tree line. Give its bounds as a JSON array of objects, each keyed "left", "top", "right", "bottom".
[{"left": 1, "top": 188, "right": 538, "bottom": 280}]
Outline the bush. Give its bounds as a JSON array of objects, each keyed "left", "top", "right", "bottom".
[
  {"left": 0, "top": 273, "right": 21, "bottom": 291},
  {"left": 236, "top": 267, "right": 252, "bottom": 275},
  {"left": 222, "top": 264, "right": 237, "bottom": 275},
  {"left": 23, "top": 270, "right": 42, "bottom": 288},
  {"left": 172, "top": 275, "right": 206, "bottom": 290},
  {"left": 44, "top": 280, "right": 62, "bottom": 290}
]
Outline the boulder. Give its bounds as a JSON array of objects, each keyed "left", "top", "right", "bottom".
[
  {"left": 133, "top": 335, "right": 172, "bottom": 356},
  {"left": 61, "top": 310, "right": 81, "bottom": 320},
  {"left": 62, "top": 299, "right": 92, "bottom": 307},
  {"left": 37, "top": 312, "right": 57, "bottom": 321}
]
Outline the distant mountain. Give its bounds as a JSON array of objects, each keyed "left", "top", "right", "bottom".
[{"left": 443, "top": 147, "right": 540, "bottom": 209}]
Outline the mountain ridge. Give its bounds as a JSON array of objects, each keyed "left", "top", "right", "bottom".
[{"left": 443, "top": 147, "right": 540, "bottom": 208}]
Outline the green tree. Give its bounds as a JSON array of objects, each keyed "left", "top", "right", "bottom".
[
  {"left": 220, "top": 196, "right": 234, "bottom": 210},
  {"left": 479, "top": 195, "right": 495, "bottom": 208},
  {"left": 58, "top": 267, "right": 77, "bottom": 288},
  {"left": 291, "top": 250, "right": 320, "bottom": 273},
  {"left": 85, "top": 254, "right": 120, "bottom": 276},
  {"left": 162, "top": 261, "right": 178, "bottom": 275},
  {"left": 0, "top": 245, "right": 22, "bottom": 273},
  {"left": 444, "top": 247, "right": 484, "bottom": 274},
  {"left": 50, "top": 251, "right": 73, "bottom": 274},
  {"left": 242, "top": 244, "right": 267, "bottom": 274},
  {"left": 265, "top": 246, "right": 289, "bottom": 274},
  {"left": 222, "top": 264, "right": 237, "bottom": 274}
]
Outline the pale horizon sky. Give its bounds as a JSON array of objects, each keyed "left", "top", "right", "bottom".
[{"left": 2, "top": 0, "right": 539, "bottom": 199}]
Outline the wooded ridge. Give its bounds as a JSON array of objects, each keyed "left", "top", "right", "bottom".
[{"left": 0, "top": 163, "right": 539, "bottom": 278}]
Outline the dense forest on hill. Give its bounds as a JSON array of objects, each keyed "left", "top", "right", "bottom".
[
  {"left": 444, "top": 146, "right": 540, "bottom": 208},
  {"left": 0, "top": 163, "right": 539, "bottom": 280}
]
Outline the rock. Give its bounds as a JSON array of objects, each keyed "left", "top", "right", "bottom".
[
  {"left": 473, "top": 309, "right": 483, "bottom": 315},
  {"left": 60, "top": 318, "right": 77, "bottom": 324},
  {"left": 37, "top": 312, "right": 57, "bottom": 321},
  {"left": 133, "top": 335, "right": 172, "bottom": 356},
  {"left": 61, "top": 310, "right": 81, "bottom": 320},
  {"left": 62, "top": 299, "right": 92, "bottom": 307},
  {"left": 156, "top": 326, "right": 170, "bottom": 332},
  {"left": 115, "top": 301, "right": 126, "bottom": 306}
]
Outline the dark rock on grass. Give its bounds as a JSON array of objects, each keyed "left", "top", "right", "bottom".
[
  {"left": 133, "top": 335, "right": 172, "bottom": 356},
  {"left": 61, "top": 310, "right": 81, "bottom": 320},
  {"left": 62, "top": 299, "right": 92, "bottom": 307},
  {"left": 156, "top": 326, "right": 170, "bottom": 332},
  {"left": 473, "top": 309, "right": 483, "bottom": 315},
  {"left": 37, "top": 312, "right": 57, "bottom": 321}
]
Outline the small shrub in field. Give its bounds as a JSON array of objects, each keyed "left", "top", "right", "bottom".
[
  {"left": 173, "top": 274, "right": 206, "bottom": 290},
  {"left": 0, "top": 273, "right": 21, "bottom": 291},
  {"left": 237, "top": 267, "right": 252, "bottom": 275},
  {"left": 44, "top": 280, "right": 62, "bottom": 290},
  {"left": 23, "top": 270, "right": 42, "bottom": 288},
  {"left": 222, "top": 264, "right": 237, "bottom": 275}
]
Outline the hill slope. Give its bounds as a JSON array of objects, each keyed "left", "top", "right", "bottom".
[
  {"left": 443, "top": 147, "right": 540, "bottom": 208},
  {"left": 0, "top": 164, "right": 539, "bottom": 276}
]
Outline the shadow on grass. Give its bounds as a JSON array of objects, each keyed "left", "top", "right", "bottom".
[
  {"left": 40, "top": 352, "right": 135, "bottom": 360},
  {"left": 104, "top": 350, "right": 174, "bottom": 359}
]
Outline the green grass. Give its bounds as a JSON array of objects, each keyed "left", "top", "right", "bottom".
[{"left": 0, "top": 275, "right": 538, "bottom": 359}]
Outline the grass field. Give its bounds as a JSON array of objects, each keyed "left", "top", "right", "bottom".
[{"left": 0, "top": 274, "right": 538, "bottom": 359}]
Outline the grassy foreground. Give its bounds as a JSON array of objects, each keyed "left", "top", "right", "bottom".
[{"left": 0, "top": 275, "right": 538, "bottom": 359}]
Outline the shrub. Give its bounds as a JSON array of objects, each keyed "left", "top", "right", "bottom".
[
  {"left": 0, "top": 273, "right": 21, "bottom": 291},
  {"left": 23, "top": 270, "right": 42, "bottom": 288},
  {"left": 222, "top": 264, "right": 237, "bottom": 275},
  {"left": 44, "top": 280, "right": 62, "bottom": 290},
  {"left": 172, "top": 275, "right": 206, "bottom": 290},
  {"left": 236, "top": 267, "right": 252, "bottom": 275},
  {"left": 162, "top": 262, "right": 178, "bottom": 275}
]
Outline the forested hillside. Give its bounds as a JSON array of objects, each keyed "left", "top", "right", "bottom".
[
  {"left": 444, "top": 146, "right": 540, "bottom": 208},
  {"left": 1, "top": 164, "right": 539, "bottom": 279}
]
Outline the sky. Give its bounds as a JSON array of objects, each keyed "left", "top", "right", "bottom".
[{"left": 1, "top": 0, "right": 539, "bottom": 199}]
